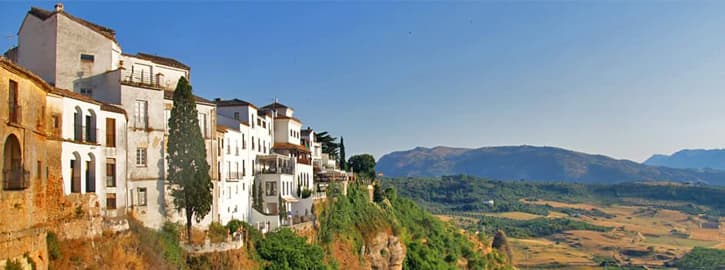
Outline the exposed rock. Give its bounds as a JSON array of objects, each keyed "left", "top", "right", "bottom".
[{"left": 366, "top": 232, "right": 405, "bottom": 270}]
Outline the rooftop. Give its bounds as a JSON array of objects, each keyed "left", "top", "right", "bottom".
[
  {"left": 213, "top": 98, "right": 258, "bottom": 109},
  {"left": 163, "top": 90, "right": 214, "bottom": 105},
  {"left": 261, "top": 101, "right": 293, "bottom": 111},
  {"left": 28, "top": 6, "right": 118, "bottom": 43},
  {"left": 126, "top": 52, "right": 190, "bottom": 70}
]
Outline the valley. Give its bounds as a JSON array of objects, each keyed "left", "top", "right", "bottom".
[{"left": 387, "top": 175, "right": 725, "bottom": 268}]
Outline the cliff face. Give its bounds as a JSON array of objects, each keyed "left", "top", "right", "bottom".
[{"left": 366, "top": 232, "right": 405, "bottom": 270}]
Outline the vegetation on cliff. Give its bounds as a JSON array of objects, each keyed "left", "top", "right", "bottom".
[
  {"left": 317, "top": 183, "right": 513, "bottom": 269},
  {"left": 674, "top": 247, "right": 725, "bottom": 269}
]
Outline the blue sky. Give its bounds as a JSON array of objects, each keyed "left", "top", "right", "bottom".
[{"left": 3, "top": 1, "right": 725, "bottom": 162}]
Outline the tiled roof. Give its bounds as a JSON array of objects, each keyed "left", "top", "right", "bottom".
[
  {"left": 28, "top": 7, "right": 118, "bottom": 43},
  {"left": 163, "top": 90, "right": 214, "bottom": 105},
  {"left": 213, "top": 98, "right": 258, "bottom": 109},
  {"left": 0, "top": 57, "right": 52, "bottom": 92},
  {"left": 261, "top": 102, "right": 292, "bottom": 111},
  {"left": 131, "top": 52, "right": 190, "bottom": 70},
  {"left": 49, "top": 88, "right": 127, "bottom": 116},
  {"left": 275, "top": 116, "right": 302, "bottom": 124},
  {"left": 273, "top": 142, "right": 310, "bottom": 153}
]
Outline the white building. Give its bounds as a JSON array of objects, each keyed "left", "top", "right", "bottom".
[
  {"left": 45, "top": 87, "right": 128, "bottom": 217},
  {"left": 163, "top": 91, "right": 218, "bottom": 228}
]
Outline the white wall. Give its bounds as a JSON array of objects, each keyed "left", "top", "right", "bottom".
[
  {"left": 17, "top": 14, "right": 57, "bottom": 86},
  {"left": 55, "top": 14, "right": 117, "bottom": 90}
]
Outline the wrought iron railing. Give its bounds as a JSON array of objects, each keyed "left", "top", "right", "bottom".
[
  {"left": 3, "top": 168, "right": 29, "bottom": 190},
  {"left": 8, "top": 104, "right": 21, "bottom": 124}
]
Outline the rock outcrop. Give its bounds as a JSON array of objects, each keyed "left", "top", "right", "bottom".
[{"left": 366, "top": 232, "right": 405, "bottom": 270}]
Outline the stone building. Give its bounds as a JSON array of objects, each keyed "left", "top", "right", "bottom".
[{"left": 0, "top": 57, "right": 51, "bottom": 270}]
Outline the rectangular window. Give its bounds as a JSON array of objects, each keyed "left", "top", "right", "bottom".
[
  {"left": 37, "top": 161, "right": 42, "bottom": 179},
  {"left": 227, "top": 161, "right": 232, "bottom": 179},
  {"left": 80, "top": 88, "right": 93, "bottom": 97},
  {"left": 106, "top": 159, "right": 116, "bottom": 187},
  {"left": 235, "top": 162, "right": 239, "bottom": 179},
  {"left": 265, "top": 182, "right": 277, "bottom": 196},
  {"left": 233, "top": 112, "right": 240, "bottom": 120},
  {"left": 134, "top": 100, "right": 148, "bottom": 129},
  {"left": 80, "top": 54, "right": 95, "bottom": 62},
  {"left": 136, "top": 148, "right": 147, "bottom": 166},
  {"left": 226, "top": 138, "right": 231, "bottom": 154},
  {"left": 198, "top": 113, "right": 208, "bottom": 137},
  {"left": 106, "top": 193, "right": 117, "bottom": 210},
  {"left": 251, "top": 114, "right": 255, "bottom": 128},
  {"left": 51, "top": 115, "right": 60, "bottom": 129},
  {"left": 242, "top": 134, "right": 246, "bottom": 149},
  {"left": 137, "top": 188, "right": 147, "bottom": 206},
  {"left": 242, "top": 160, "right": 246, "bottom": 176},
  {"left": 252, "top": 136, "right": 255, "bottom": 150},
  {"left": 106, "top": 118, "right": 116, "bottom": 147},
  {"left": 8, "top": 80, "right": 18, "bottom": 123}
]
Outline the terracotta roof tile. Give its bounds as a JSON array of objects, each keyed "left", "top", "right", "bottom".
[
  {"left": 29, "top": 7, "right": 118, "bottom": 43},
  {"left": 214, "top": 98, "right": 258, "bottom": 109},
  {"left": 132, "top": 52, "right": 190, "bottom": 70}
]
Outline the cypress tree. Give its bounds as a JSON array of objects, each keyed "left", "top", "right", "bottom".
[
  {"left": 492, "top": 230, "right": 513, "bottom": 265},
  {"left": 166, "top": 77, "right": 212, "bottom": 241},
  {"left": 339, "top": 136, "right": 346, "bottom": 171}
]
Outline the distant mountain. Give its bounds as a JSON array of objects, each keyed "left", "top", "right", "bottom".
[
  {"left": 376, "top": 146, "right": 725, "bottom": 185},
  {"left": 644, "top": 149, "right": 725, "bottom": 171}
]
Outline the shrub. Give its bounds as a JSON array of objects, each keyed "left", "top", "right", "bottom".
[
  {"left": 4, "top": 259, "right": 22, "bottom": 270},
  {"left": 256, "top": 228, "right": 328, "bottom": 269},
  {"left": 208, "top": 222, "right": 227, "bottom": 243},
  {"left": 46, "top": 231, "right": 61, "bottom": 260},
  {"left": 226, "top": 219, "right": 244, "bottom": 234},
  {"left": 301, "top": 188, "right": 312, "bottom": 199}
]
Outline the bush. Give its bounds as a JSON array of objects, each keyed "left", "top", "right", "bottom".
[
  {"left": 4, "top": 259, "right": 22, "bottom": 270},
  {"left": 301, "top": 189, "right": 312, "bottom": 199},
  {"left": 46, "top": 231, "right": 61, "bottom": 260},
  {"left": 226, "top": 219, "right": 244, "bottom": 234},
  {"left": 675, "top": 247, "right": 725, "bottom": 269},
  {"left": 208, "top": 222, "right": 227, "bottom": 243},
  {"left": 256, "top": 228, "right": 328, "bottom": 269}
]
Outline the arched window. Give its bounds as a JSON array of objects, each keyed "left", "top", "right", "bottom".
[{"left": 3, "top": 134, "right": 26, "bottom": 190}]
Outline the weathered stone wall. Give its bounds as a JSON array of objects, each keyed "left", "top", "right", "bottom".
[{"left": 0, "top": 58, "right": 53, "bottom": 270}]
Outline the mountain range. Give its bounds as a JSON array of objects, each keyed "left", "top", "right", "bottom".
[
  {"left": 644, "top": 149, "right": 725, "bottom": 171},
  {"left": 376, "top": 145, "right": 725, "bottom": 185}
]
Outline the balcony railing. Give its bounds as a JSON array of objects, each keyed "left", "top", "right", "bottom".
[
  {"left": 73, "top": 125, "right": 99, "bottom": 143},
  {"left": 8, "top": 104, "right": 21, "bottom": 124},
  {"left": 3, "top": 168, "right": 29, "bottom": 190},
  {"left": 227, "top": 172, "right": 241, "bottom": 181},
  {"left": 297, "top": 157, "right": 312, "bottom": 165}
]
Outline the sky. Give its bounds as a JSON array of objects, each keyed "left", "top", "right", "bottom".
[{"left": 3, "top": 1, "right": 725, "bottom": 162}]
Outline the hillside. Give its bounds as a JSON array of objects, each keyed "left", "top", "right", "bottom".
[
  {"left": 377, "top": 146, "right": 725, "bottom": 185},
  {"left": 45, "top": 184, "right": 513, "bottom": 270},
  {"left": 385, "top": 176, "right": 725, "bottom": 268},
  {"left": 645, "top": 149, "right": 725, "bottom": 171}
]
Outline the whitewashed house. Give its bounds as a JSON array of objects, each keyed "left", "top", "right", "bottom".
[
  {"left": 45, "top": 87, "right": 128, "bottom": 217},
  {"left": 163, "top": 90, "right": 218, "bottom": 228}
]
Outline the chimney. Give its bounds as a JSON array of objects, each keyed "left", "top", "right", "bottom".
[{"left": 55, "top": 2, "right": 64, "bottom": 12}]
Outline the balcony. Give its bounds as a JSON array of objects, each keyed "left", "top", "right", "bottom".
[
  {"left": 73, "top": 125, "right": 99, "bottom": 144},
  {"left": 121, "top": 70, "right": 171, "bottom": 90},
  {"left": 3, "top": 168, "right": 30, "bottom": 190},
  {"left": 256, "top": 155, "right": 294, "bottom": 175},
  {"left": 296, "top": 157, "right": 312, "bottom": 165},
  {"left": 227, "top": 172, "right": 241, "bottom": 181},
  {"left": 8, "top": 104, "right": 21, "bottom": 124}
]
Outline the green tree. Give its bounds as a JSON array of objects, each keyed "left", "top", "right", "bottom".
[
  {"left": 315, "top": 131, "right": 339, "bottom": 160},
  {"left": 166, "top": 77, "right": 212, "bottom": 241},
  {"left": 348, "top": 154, "right": 376, "bottom": 179},
  {"left": 339, "top": 136, "right": 347, "bottom": 170},
  {"left": 256, "top": 228, "right": 328, "bottom": 270},
  {"left": 492, "top": 230, "right": 513, "bottom": 265}
]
